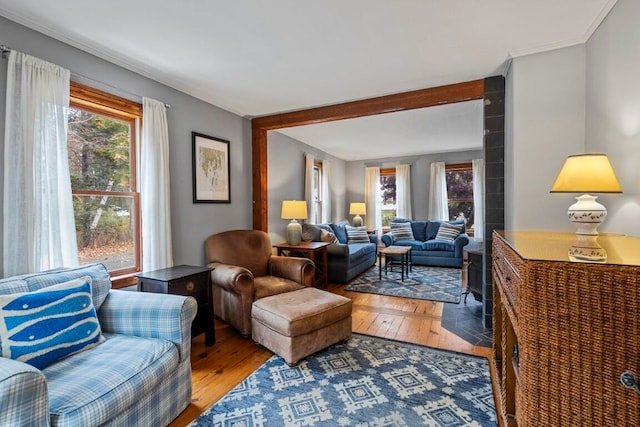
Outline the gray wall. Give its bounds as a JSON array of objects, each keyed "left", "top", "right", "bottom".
[
  {"left": 505, "top": 0, "right": 640, "bottom": 238},
  {"left": 0, "top": 16, "right": 253, "bottom": 275},
  {"left": 585, "top": 0, "right": 640, "bottom": 237},
  {"left": 505, "top": 44, "right": 586, "bottom": 232},
  {"left": 345, "top": 149, "right": 483, "bottom": 221},
  {"left": 267, "top": 131, "right": 346, "bottom": 244}
]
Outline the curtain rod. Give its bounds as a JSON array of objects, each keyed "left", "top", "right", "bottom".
[{"left": 0, "top": 43, "right": 170, "bottom": 108}]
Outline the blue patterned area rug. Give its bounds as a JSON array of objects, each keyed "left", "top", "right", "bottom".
[
  {"left": 345, "top": 265, "right": 462, "bottom": 303},
  {"left": 189, "top": 334, "right": 496, "bottom": 426}
]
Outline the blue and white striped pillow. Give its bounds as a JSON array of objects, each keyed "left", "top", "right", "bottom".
[
  {"left": 391, "top": 222, "right": 415, "bottom": 242},
  {"left": 435, "top": 222, "right": 464, "bottom": 243},
  {"left": 0, "top": 277, "right": 104, "bottom": 370},
  {"left": 346, "top": 225, "right": 370, "bottom": 243}
]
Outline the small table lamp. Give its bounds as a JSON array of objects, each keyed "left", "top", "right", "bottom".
[
  {"left": 550, "top": 153, "right": 622, "bottom": 235},
  {"left": 349, "top": 202, "right": 366, "bottom": 227},
  {"left": 281, "top": 200, "right": 308, "bottom": 245}
]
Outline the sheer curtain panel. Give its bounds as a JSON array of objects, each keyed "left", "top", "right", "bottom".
[
  {"left": 364, "top": 167, "right": 381, "bottom": 232},
  {"left": 3, "top": 51, "right": 78, "bottom": 276},
  {"left": 396, "top": 164, "right": 412, "bottom": 219},
  {"left": 428, "top": 162, "right": 449, "bottom": 221},
  {"left": 472, "top": 158, "right": 485, "bottom": 242},
  {"left": 321, "top": 161, "right": 331, "bottom": 223},
  {"left": 141, "top": 97, "right": 174, "bottom": 271},
  {"left": 304, "top": 154, "right": 316, "bottom": 224}
]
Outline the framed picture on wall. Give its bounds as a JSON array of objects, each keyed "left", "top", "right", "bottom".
[{"left": 192, "top": 132, "right": 231, "bottom": 203}]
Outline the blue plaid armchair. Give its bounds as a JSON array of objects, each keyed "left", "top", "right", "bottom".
[{"left": 0, "top": 263, "right": 197, "bottom": 427}]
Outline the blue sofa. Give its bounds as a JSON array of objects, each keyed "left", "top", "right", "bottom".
[
  {"left": 381, "top": 219, "right": 470, "bottom": 268},
  {"left": 0, "top": 263, "right": 196, "bottom": 427},
  {"left": 302, "top": 222, "right": 377, "bottom": 283}
]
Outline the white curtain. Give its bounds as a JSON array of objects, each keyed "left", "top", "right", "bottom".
[
  {"left": 364, "top": 167, "right": 381, "bottom": 232},
  {"left": 321, "top": 161, "right": 331, "bottom": 223},
  {"left": 395, "top": 164, "right": 412, "bottom": 219},
  {"left": 472, "top": 158, "right": 485, "bottom": 242},
  {"left": 304, "top": 153, "right": 316, "bottom": 224},
  {"left": 3, "top": 51, "right": 78, "bottom": 276},
  {"left": 141, "top": 98, "right": 173, "bottom": 271},
  {"left": 428, "top": 161, "right": 449, "bottom": 221}
]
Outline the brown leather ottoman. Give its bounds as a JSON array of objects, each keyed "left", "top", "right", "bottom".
[{"left": 251, "top": 287, "right": 352, "bottom": 365}]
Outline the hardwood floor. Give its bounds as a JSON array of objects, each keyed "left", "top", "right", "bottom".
[{"left": 168, "top": 282, "right": 492, "bottom": 427}]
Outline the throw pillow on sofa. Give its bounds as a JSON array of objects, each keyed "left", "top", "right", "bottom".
[
  {"left": 0, "top": 277, "right": 105, "bottom": 369},
  {"left": 302, "top": 223, "right": 322, "bottom": 242},
  {"left": 320, "top": 229, "right": 339, "bottom": 243},
  {"left": 345, "top": 225, "right": 369, "bottom": 243},
  {"left": 390, "top": 222, "right": 415, "bottom": 242},
  {"left": 435, "top": 222, "right": 464, "bottom": 243}
]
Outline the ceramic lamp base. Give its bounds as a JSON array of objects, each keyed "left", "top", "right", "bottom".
[
  {"left": 286, "top": 220, "right": 302, "bottom": 245},
  {"left": 352, "top": 215, "right": 363, "bottom": 227},
  {"left": 568, "top": 194, "right": 607, "bottom": 235}
]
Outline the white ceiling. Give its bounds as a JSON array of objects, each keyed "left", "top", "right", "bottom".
[{"left": 0, "top": 0, "right": 617, "bottom": 160}]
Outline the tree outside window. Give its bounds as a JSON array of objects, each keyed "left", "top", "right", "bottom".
[
  {"left": 67, "top": 82, "right": 141, "bottom": 276},
  {"left": 445, "top": 163, "right": 474, "bottom": 233},
  {"left": 380, "top": 168, "right": 396, "bottom": 226}
]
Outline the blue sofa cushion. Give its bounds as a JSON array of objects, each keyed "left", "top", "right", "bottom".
[
  {"left": 22, "top": 263, "right": 112, "bottom": 312},
  {"left": 348, "top": 242, "right": 376, "bottom": 263},
  {"left": 0, "top": 277, "right": 105, "bottom": 370},
  {"left": 329, "top": 221, "right": 349, "bottom": 244},
  {"left": 392, "top": 240, "right": 424, "bottom": 251},
  {"left": 44, "top": 333, "right": 178, "bottom": 426},
  {"left": 410, "top": 221, "right": 428, "bottom": 242},
  {"left": 424, "top": 240, "right": 456, "bottom": 252}
]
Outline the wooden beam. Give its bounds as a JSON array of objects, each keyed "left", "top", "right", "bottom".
[{"left": 251, "top": 79, "right": 485, "bottom": 232}]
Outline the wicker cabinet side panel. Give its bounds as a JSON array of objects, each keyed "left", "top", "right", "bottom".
[{"left": 519, "top": 261, "right": 640, "bottom": 426}]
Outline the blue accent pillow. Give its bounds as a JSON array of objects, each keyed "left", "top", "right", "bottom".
[
  {"left": 330, "top": 221, "right": 349, "bottom": 244},
  {"left": 0, "top": 277, "right": 104, "bottom": 370}
]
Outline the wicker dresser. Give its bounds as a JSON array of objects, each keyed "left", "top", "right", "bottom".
[{"left": 492, "top": 230, "right": 640, "bottom": 427}]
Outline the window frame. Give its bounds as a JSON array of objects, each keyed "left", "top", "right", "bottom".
[
  {"left": 312, "top": 160, "right": 323, "bottom": 223},
  {"left": 69, "top": 82, "right": 142, "bottom": 285},
  {"left": 445, "top": 162, "right": 474, "bottom": 236}
]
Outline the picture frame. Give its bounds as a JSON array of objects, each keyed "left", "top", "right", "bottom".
[{"left": 192, "top": 132, "right": 230, "bottom": 203}]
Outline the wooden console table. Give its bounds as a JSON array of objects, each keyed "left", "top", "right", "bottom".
[
  {"left": 492, "top": 230, "right": 640, "bottom": 426},
  {"left": 274, "top": 241, "right": 330, "bottom": 287}
]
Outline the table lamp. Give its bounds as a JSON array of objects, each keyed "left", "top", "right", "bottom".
[
  {"left": 349, "top": 202, "right": 366, "bottom": 227},
  {"left": 550, "top": 153, "right": 622, "bottom": 235},
  {"left": 281, "top": 200, "right": 308, "bottom": 245}
]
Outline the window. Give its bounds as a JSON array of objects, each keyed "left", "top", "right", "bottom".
[
  {"left": 380, "top": 168, "right": 396, "bottom": 227},
  {"left": 67, "top": 82, "right": 142, "bottom": 276},
  {"left": 445, "top": 163, "right": 474, "bottom": 233},
  {"left": 311, "top": 160, "right": 323, "bottom": 223}
]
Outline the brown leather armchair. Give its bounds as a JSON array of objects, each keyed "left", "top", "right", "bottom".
[{"left": 204, "top": 229, "right": 315, "bottom": 337}]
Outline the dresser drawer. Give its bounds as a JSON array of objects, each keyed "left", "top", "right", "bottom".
[
  {"left": 494, "top": 239, "right": 522, "bottom": 321},
  {"left": 167, "top": 276, "right": 207, "bottom": 296}
]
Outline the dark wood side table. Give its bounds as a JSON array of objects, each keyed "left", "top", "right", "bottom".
[
  {"left": 136, "top": 265, "right": 215, "bottom": 346},
  {"left": 274, "top": 241, "right": 330, "bottom": 288}
]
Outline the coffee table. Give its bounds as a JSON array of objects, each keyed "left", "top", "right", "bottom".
[{"left": 378, "top": 245, "right": 412, "bottom": 281}]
